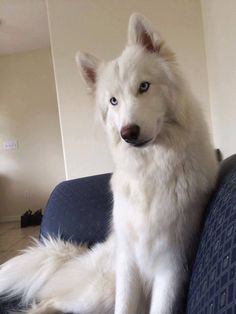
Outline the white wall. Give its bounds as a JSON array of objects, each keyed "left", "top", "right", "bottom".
[
  {"left": 201, "top": 0, "right": 236, "bottom": 158},
  {"left": 0, "top": 48, "right": 65, "bottom": 221},
  {"left": 47, "top": 0, "right": 211, "bottom": 179}
]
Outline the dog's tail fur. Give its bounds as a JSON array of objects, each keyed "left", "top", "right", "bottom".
[
  {"left": 0, "top": 236, "right": 85, "bottom": 304},
  {"left": 0, "top": 236, "right": 115, "bottom": 313}
]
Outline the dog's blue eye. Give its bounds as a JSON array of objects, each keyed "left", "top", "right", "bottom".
[
  {"left": 110, "top": 97, "right": 118, "bottom": 106},
  {"left": 139, "top": 81, "right": 150, "bottom": 94}
]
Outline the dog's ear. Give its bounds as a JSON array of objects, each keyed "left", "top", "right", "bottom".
[
  {"left": 76, "top": 52, "right": 100, "bottom": 92},
  {"left": 128, "top": 13, "right": 162, "bottom": 53}
]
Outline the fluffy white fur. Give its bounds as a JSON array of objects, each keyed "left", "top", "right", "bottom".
[{"left": 0, "top": 14, "right": 218, "bottom": 314}]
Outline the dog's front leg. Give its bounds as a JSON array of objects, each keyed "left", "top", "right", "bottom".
[
  {"left": 149, "top": 261, "right": 187, "bottom": 314},
  {"left": 115, "top": 250, "right": 141, "bottom": 314}
]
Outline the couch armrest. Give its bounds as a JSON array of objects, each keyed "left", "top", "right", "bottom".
[{"left": 40, "top": 173, "right": 113, "bottom": 246}]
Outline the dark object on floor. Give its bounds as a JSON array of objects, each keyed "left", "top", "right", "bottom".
[
  {"left": 20, "top": 209, "right": 43, "bottom": 228},
  {"left": 30, "top": 209, "right": 43, "bottom": 226},
  {"left": 20, "top": 210, "right": 32, "bottom": 228}
]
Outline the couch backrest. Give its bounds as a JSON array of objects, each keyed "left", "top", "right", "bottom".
[{"left": 187, "top": 155, "right": 236, "bottom": 313}]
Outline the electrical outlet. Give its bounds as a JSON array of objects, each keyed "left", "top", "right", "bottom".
[{"left": 3, "top": 140, "right": 18, "bottom": 151}]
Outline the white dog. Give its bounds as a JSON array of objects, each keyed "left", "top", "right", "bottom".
[{"left": 0, "top": 14, "right": 218, "bottom": 314}]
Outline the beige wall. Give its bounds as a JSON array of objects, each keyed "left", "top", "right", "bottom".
[
  {"left": 0, "top": 48, "right": 65, "bottom": 221},
  {"left": 201, "top": 0, "right": 236, "bottom": 158},
  {"left": 47, "top": 0, "right": 211, "bottom": 179}
]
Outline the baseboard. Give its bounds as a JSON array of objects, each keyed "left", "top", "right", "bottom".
[{"left": 0, "top": 215, "right": 20, "bottom": 223}]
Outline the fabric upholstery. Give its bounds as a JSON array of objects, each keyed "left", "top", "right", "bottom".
[
  {"left": 40, "top": 173, "right": 113, "bottom": 246},
  {"left": 187, "top": 155, "right": 236, "bottom": 313}
]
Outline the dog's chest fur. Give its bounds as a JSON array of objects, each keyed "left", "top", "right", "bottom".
[{"left": 111, "top": 147, "right": 202, "bottom": 281}]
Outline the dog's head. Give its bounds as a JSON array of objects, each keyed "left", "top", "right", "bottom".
[{"left": 76, "top": 14, "right": 183, "bottom": 149}]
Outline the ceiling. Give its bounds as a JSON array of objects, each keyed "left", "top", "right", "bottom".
[{"left": 0, "top": 0, "right": 50, "bottom": 56}]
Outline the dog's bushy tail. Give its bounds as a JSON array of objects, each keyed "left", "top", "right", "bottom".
[{"left": 0, "top": 236, "right": 87, "bottom": 305}]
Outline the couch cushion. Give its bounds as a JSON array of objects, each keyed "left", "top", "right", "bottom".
[{"left": 187, "top": 155, "right": 236, "bottom": 314}]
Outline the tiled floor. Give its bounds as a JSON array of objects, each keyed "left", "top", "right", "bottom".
[{"left": 0, "top": 222, "right": 40, "bottom": 264}]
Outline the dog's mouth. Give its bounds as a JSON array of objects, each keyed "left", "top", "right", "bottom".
[{"left": 125, "top": 138, "right": 152, "bottom": 148}]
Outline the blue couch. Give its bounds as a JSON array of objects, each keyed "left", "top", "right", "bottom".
[{"left": 1, "top": 154, "right": 236, "bottom": 313}]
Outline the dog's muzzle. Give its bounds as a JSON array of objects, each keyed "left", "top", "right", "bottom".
[
  {"left": 120, "top": 124, "right": 140, "bottom": 144},
  {"left": 120, "top": 124, "right": 151, "bottom": 147}
]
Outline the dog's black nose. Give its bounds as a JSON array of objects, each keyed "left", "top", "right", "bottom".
[{"left": 120, "top": 124, "right": 140, "bottom": 143}]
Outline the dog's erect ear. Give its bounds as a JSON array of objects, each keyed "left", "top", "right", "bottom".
[
  {"left": 76, "top": 52, "right": 100, "bottom": 92},
  {"left": 128, "top": 13, "right": 162, "bottom": 53}
]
